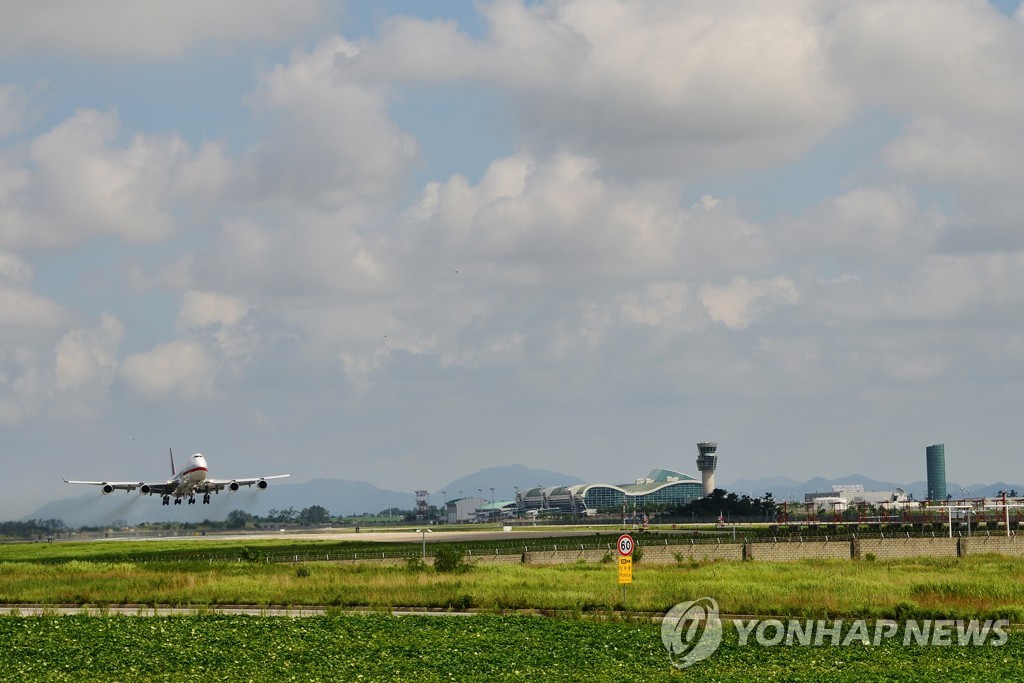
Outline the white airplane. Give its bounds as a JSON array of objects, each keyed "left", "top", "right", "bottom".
[{"left": 63, "top": 450, "right": 289, "bottom": 506}]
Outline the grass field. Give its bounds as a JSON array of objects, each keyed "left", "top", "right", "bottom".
[
  {"left": 3, "top": 538, "right": 1022, "bottom": 681},
  {"left": 2, "top": 550, "right": 1024, "bottom": 620}
]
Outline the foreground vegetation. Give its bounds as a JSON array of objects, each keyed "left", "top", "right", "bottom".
[
  {"left": 3, "top": 539, "right": 1023, "bottom": 681},
  {"left": 0, "top": 613, "right": 1018, "bottom": 682},
  {"left": 3, "top": 553, "right": 1024, "bottom": 621}
]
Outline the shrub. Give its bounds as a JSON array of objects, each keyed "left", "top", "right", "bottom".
[
  {"left": 405, "top": 557, "right": 428, "bottom": 573},
  {"left": 433, "top": 545, "right": 471, "bottom": 574}
]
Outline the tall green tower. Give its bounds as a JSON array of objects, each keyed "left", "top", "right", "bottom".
[{"left": 926, "top": 444, "right": 947, "bottom": 501}]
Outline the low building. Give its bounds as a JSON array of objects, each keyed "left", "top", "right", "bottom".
[
  {"left": 474, "top": 500, "right": 518, "bottom": 521},
  {"left": 804, "top": 484, "right": 910, "bottom": 511},
  {"left": 445, "top": 497, "right": 487, "bottom": 523}
]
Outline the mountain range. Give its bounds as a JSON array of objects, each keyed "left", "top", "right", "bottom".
[{"left": 21, "top": 468, "right": 1022, "bottom": 527}]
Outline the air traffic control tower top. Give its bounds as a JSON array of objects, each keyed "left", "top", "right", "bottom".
[{"left": 696, "top": 441, "right": 718, "bottom": 496}]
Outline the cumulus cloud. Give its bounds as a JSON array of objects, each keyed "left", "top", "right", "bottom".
[
  {"left": 120, "top": 340, "right": 215, "bottom": 400},
  {"left": 828, "top": 0, "right": 1024, "bottom": 121},
  {"left": 404, "top": 154, "right": 770, "bottom": 286},
  {"left": 242, "top": 36, "right": 418, "bottom": 208},
  {"left": 0, "top": 109, "right": 194, "bottom": 249},
  {"left": 700, "top": 276, "right": 800, "bottom": 330},
  {"left": 358, "top": 0, "right": 854, "bottom": 177},
  {"left": 178, "top": 290, "right": 256, "bottom": 360},
  {"left": 0, "top": 251, "right": 66, "bottom": 330},
  {"left": 54, "top": 313, "right": 123, "bottom": 392},
  {"left": 783, "top": 186, "right": 943, "bottom": 268},
  {"left": 0, "top": 0, "right": 329, "bottom": 57}
]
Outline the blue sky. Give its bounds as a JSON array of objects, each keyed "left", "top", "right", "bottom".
[{"left": 2, "top": 0, "right": 1024, "bottom": 519}]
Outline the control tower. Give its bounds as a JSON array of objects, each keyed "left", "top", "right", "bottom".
[{"left": 696, "top": 441, "right": 718, "bottom": 496}]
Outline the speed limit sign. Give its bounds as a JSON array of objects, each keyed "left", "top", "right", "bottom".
[{"left": 617, "top": 534, "right": 634, "bottom": 557}]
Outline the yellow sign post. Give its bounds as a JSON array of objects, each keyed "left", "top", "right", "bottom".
[{"left": 618, "top": 555, "right": 633, "bottom": 584}]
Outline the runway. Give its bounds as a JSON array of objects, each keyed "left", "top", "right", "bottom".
[{"left": 90, "top": 526, "right": 629, "bottom": 544}]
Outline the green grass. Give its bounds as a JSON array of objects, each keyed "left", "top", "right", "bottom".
[
  {"left": 0, "top": 533, "right": 638, "bottom": 564},
  {"left": 3, "top": 555, "right": 1024, "bottom": 620},
  {"left": 0, "top": 614, "right": 1018, "bottom": 682}
]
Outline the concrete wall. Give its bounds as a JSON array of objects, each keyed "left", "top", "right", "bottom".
[
  {"left": 641, "top": 542, "right": 744, "bottom": 563},
  {"left": 854, "top": 536, "right": 959, "bottom": 560},
  {"left": 332, "top": 533, "right": 1024, "bottom": 567},
  {"left": 746, "top": 540, "right": 852, "bottom": 562},
  {"left": 961, "top": 535, "right": 1024, "bottom": 558}
]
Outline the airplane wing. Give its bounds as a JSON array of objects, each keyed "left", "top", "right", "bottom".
[
  {"left": 62, "top": 479, "right": 174, "bottom": 495},
  {"left": 201, "top": 474, "right": 289, "bottom": 493}
]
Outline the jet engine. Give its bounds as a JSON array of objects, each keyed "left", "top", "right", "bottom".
[
  {"left": 257, "top": 479, "right": 268, "bottom": 489},
  {"left": 140, "top": 484, "right": 152, "bottom": 495},
  {"left": 101, "top": 484, "right": 114, "bottom": 494},
  {"left": 229, "top": 481, "right": 239, "bottom": 491}
]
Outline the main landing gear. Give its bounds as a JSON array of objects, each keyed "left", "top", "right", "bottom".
[{"left": 161, "top": 493, "right": 211, "bottom": 505}]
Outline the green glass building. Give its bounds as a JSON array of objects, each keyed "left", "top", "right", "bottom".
[{"left": 926, "top": 443, "right": 947, "bottom": 501}]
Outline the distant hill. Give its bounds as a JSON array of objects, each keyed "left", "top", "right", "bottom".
[{"left": 437, "top": 465, "right": 585, "bottom": 503}]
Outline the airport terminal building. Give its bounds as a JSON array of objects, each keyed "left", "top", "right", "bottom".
[{"left": 516, "top": 468, "right": 703, "bottom": 515}]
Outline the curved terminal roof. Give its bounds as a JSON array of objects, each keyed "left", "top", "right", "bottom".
[{"left": 517, "top": 468, "right": 701, "bottom": 503}]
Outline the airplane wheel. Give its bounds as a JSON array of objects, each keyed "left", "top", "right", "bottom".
[
  {"left": 188, "top": 497, "right": 196, "bottom": 505},
  {"left": 162, "top": 496, "right": 170, "bottom": 506},
  {"left": 203, "top": 494, "right": 211, "bottom": 504},
  {"left": 174, "top": 498, "right": 182, "bottom": 505}
]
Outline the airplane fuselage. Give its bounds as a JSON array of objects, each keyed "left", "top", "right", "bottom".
[{"left": 172, "top": 453, "right": 209, "bottom": 496}]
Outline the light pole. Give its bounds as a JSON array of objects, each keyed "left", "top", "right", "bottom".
[
  {"left": 441, "top": 490, "right": 447, "bottom": 523},
  {"left": 416, "top": 528, "right": 432, "bottom": 557}
]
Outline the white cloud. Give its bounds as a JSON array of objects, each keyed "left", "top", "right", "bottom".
[
  {"left": 783, "top": 187, "right": 942, "bottom": 267},
  {"left": 178, "top": 290, "right": 256, "bottom": 361},
  {"left": 828, "top": 0, "right": 1024, "bottom": 121},
  {"left": 361, "top": 0, "right": 853, "bottom": 177},
  {"left": 0, "top": 347, "right": 44, "bottom": 422},
  {"left": 120, "top": 340, "right": 215, "bottom": 400},
  {"left": 700, "top": 276, "right": 800, "bottom": 330},
  {"left": 0, "top": 250, "right": 32, "bottom": 284},
  {"left": 178, "top": 291, "right": 249, "bottom": 331},
  {"left": 0, "top": 109, "right": 192, "bottom": 249},
  {"left": 242, "top": 36, "right": 419, "bottom": 208},
  {"left": 404, "top": 153, "right": 770, "bottom": 286},
  {"left": 0, "top": 251, "right": 66, "bottom": 330},
  {"left": 0, "top": 0, "right": 329, "bottom": 57},
  {"left": 54, "top": 313, "right": 123, "bottom": 392},
  {"left": 810, "top": 250, "right": 1024, "bottom": 324}
]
